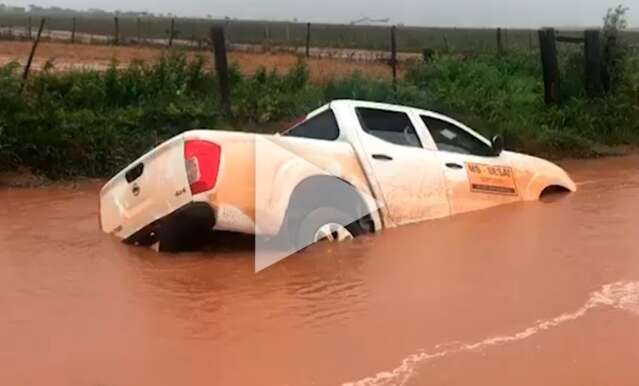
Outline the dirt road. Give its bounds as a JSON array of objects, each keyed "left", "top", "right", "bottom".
[
  {"left": 0, "top": 41, "right": 397, "bottom": 83},
  {"left": 1, "top": 155, "right": 638, "bottom": 386}
]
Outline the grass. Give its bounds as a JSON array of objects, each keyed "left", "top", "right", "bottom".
[
  {"left": 0, "top": 53, "right": 219, "bottom": 178},
  {"left": 405, "top": 50, "right": 639, "bottom": 157},
  {"left": 1, "top": 49, "right": 639, "bottom": 179}
]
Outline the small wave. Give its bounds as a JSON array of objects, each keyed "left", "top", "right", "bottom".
[{"left": 343, "top": 281, "right": 639, "bottom": 386}]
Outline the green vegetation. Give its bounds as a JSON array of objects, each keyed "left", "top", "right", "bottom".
[
  {"left": 405, "top": 51, "right": 639, "bottom": 157},
  {"left": 0, "top": 54, "right": 218, "bottom": 178},
  {"left": 1, "top": 8, "right": 639, "bottom": 179}
]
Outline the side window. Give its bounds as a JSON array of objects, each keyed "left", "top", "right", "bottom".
[
  {"left": 421, "top": 116, "right": 493, "bottom": 157},
  {"left": 357, "top": 108, "right": 422, "bottom": 148},
  {"left": 283, "top": 109, "right": 340, "bottom": 141}
]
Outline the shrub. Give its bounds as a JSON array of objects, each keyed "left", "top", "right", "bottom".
[
  {"left": 0, "top": 53, "right": 220, "bottom": 178},
  {"left": 2, "top": 40, "right": 639, "bottom": 179},
  {"left": 404, "top": 48, "right": 639, "bottom": 157}
]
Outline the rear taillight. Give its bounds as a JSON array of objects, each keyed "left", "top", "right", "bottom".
[{"left": 184, "top": 140, "right": 221, "bottom": 195}]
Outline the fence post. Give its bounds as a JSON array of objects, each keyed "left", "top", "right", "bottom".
[
  {"left": 136, "top": 17, "right": 141, "bottom": 43},
  {"left": 390, "top": 25, "right": 397, "bottom": 91},
  {"left": 285, "top": 22, "right": 290, "bottom": 43},
  {"left": 113, "top": 17, "right": 120, "bottom": 45},
  {"left": 504, "top": 28, "right": 508, "bottom": 49},
  {"left": 27, "top": 16, "right": 32, "bottom": 40},
  {"left": 22, "top": 18, "right": 46, "bottom": 84},
  {"left": 225, "top": 19, "right": 232, "bottom": 43},
  {"left": 497, "top": 27, "right": 503, "bottom": 55},
  {"left": 305, "top": 22, "right": 311, "bottom": 58},
  {"left": 169, "top": 18, "right": 175, "bottom": 47},
  {"left": 210, "top": 25, "right": 231, "bottom": 116},
  {"left": 584, "top": 29, "right": 603, "bottom": 97},
  {"left": 528, "top": 31, "right": 534, "bottom": 50},
  {"left": 71, "top": 17, "right": 76, "bottom": 43},
  {"left": 538, "top": 28, "right": 560, "bottom": 105},
  {"left": 442, "top": 34, "right": 449, "bottom": 53}
]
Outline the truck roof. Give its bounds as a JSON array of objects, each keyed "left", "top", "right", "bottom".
[
  {"left": 314, "top": 99, "right": 459, "bottom": 125},
  {"left": 313, "top": 99, "right": 491, "bottom": 148}
]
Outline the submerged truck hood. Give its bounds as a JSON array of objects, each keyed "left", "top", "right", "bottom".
[{"left": 504, "top": 151, "right": 577, "bottom": 194}]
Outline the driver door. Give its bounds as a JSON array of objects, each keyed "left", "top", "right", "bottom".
[
  {"left": 420, "top": 114, "right": 522, "bottom": 215},
  {"left": 355, "top": 107, "right": 450, "bottom": 226}
]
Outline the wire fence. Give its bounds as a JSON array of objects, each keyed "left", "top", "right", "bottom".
[{"left": 1, "top": 13, "right": 639, "bottom": 55}]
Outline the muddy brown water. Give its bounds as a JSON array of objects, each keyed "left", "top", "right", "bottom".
[{"left": 2, "top": 155, "right": 639, "bottom": 386}]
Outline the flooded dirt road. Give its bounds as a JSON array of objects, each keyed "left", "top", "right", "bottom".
[
  {"left": 0, "top": 41, "right": 397, "bottom": 83},
  {"left": 1, "top": 155, "right": 639, "bottom": 386}
]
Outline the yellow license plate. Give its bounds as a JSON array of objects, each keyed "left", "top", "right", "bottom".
[{"left": 465, "top": 163, "right": 518, "bottom": 196}]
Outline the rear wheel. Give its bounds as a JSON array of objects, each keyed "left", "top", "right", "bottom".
[
  {"left": 156, "top": 203, "right": 216, "bottom": 253},
  {"left": 295, "top": 207, "right": 365, "bottom": 250}
]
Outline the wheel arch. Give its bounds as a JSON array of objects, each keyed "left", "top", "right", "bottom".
[
  {"left": 282, "top": 175, "right": 379, "bottom": 235},
  {"left": 539, "top": 184, "right": 573, "bottom": 199},
  {"left": 523, "top": 172, "right": 577, "bottom": 201}
]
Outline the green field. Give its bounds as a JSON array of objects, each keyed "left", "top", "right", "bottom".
[{"left": 1, "top": 11, "right": 639, "bottom": 53}]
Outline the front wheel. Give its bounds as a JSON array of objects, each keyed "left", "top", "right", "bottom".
[{"left": 295, "top": 207, "right": 365, "bottom": 250}]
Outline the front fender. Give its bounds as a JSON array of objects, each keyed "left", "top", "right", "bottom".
[{"left": 516, "top": 156, "right": 577, "bottom": 201}]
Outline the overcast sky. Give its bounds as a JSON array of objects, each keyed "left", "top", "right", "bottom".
[{"left": 6, "top": 0, "right": 638, "bottom": 28}]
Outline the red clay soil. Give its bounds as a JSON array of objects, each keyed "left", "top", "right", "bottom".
[{"left": 0, "top": 41, "right": 398, "bottom": 83}]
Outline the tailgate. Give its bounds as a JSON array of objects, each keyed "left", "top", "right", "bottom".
[{"left": 100, "top": 136, "right": 193, "bottom": 239}]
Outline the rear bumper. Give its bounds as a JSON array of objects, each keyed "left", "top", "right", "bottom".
[{"left": 124, "top": 202, "right": 216, "bottom": 249}]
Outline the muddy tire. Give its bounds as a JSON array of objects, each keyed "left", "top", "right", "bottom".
[
  {"left": 157, "top": 223, "right": 188, "bottom": 253},
  {"left": 157, "top": 203, "right": 216, "bottom": 253},
  {"left": 295, "top": 207, "right": 365, "bottom": 250}
]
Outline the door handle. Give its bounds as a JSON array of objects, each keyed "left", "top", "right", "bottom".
[
  {"left": 372, "top": 154, "right": 394, "bottom": 161},
  {"left": 446, "top": 162, "right": 464, "bottom": 170}
]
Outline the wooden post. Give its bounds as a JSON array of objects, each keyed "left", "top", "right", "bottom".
[
  {"left": 225, "top": 19, "right": 231, "bottom": 42},
  {"left": 584, "top": 29, "right": 603, "bottom": 97},
  {"left": 169, "top": 18, "right": 175, "bottom": 47},
  {"left": 497, "top": 27, "right": 503, "bottom": 55},
  {"left": 113, "top": 17, "right": 120, "bottom": 45},
  {"left": 390, "top": 25, "right": 397, "bottom": 91},
  {"left": 136, "top": 17, "right": 142, "bottom": 43},
  {"left": 22, "top": 18, "right": 45, "bottom": 83},
  {"left": 27, "top": 16, "right": 32, "bottom": 40},
  {"left": 305, "top": 22, "right": 311, "bottom": 58},
  {"left": 528, "top": 31, "right": 534, "bottom": 50},
  {"left": 71, "top": 17, "right": 76, "bottom": 44},
  {"left": 538, "top": 28, "right": 560, "bottom": 105},
  {"left": 442, "top": 34, "right": 449, "bottom": 53},
  {"left": 210, "top": 25, "right": 231, "bottom": 115},
  {"left": 262, "top": 23, "right": 270, "bottom": 51}
]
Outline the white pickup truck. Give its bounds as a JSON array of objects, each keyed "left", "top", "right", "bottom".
[{"left": 100, "top": 100, "right": 576, "bottom": 252}]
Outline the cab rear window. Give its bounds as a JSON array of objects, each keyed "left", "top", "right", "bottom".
[{"left": 283, "top": 110, "right": 340, "bottom": 141}]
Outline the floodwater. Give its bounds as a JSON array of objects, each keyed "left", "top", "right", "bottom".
[{"left": 1, "top": 155, "right": 639, "bottom": 386}]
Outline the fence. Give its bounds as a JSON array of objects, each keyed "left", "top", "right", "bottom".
[{"left": 3, "top": 12, "right": 638, "bottom": 55}]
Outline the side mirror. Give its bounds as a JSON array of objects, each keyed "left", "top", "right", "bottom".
[{"left": 491, "top": 135, "right": 504, "bottom": 156}]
